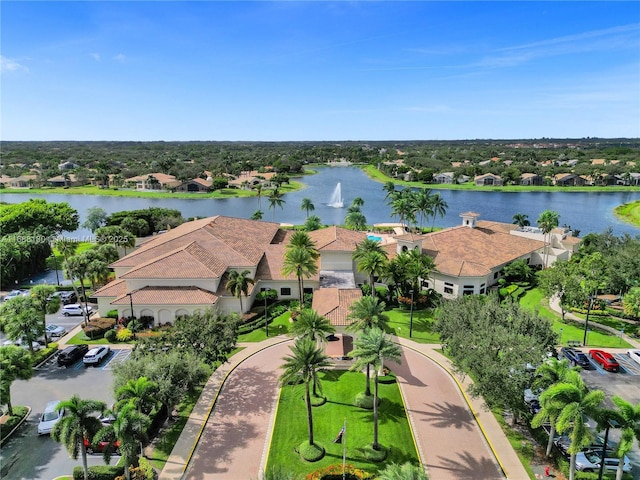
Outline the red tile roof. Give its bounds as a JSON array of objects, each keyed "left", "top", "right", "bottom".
[
  {"left": 93, "top": 279, "right": 127, "bottom": 297},
  {"left": 309, "top": 226, "right": 367, "bottom": 251},
  {"left": 312, "top": 288, "right": 362, "bottom": 326},
  {"left": 111, "top": 286, "right": 218, "bottom": 305}
]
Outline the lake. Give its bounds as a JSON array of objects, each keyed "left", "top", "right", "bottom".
[{"left": 2, "top": 166, "right": 639, "bottom": 239}]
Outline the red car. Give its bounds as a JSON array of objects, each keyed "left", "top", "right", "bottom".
[
  {"left": 589, "top": 350, "right": 620, "bottom": 372},
  {"left": 84, "top": 437, "right": 121, "bottom": 455}
]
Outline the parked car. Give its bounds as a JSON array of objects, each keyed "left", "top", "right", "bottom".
[
  {"left": 48, "top": 291, "right": 77, "bottom": 305},
  {"left": 3, "top": 339, "right": 42, "bottom": 351},
  {"left": 83, "top": 346, "right": 110, "bottom": 366},
  {"left": 628, "top": 349, "right": 640, "bottom": 366},
  {"left": 45, "top": 324, "right": 67, "bottom": 338},
  {"left": 98, "top": 413, "right": 116, "bottom": 426},
  {"left": 555, "top": 434, "right": 617, "bottom": 457},
  {"left": 528, "top": 399, "right": 541, "bottom": 414},
  {"left": 57, "top": 344, "right": 89, "bottom": 366},
  {"left": 524, "top": 387, "right": 543, "bottom": 404},
  {"left": 3, "top": 289, "right": 30, "bottom": 302},
  {"left": 575, "top": 450, "right": 631, "bottom": 473},
  {"left": 38, "top": 401, "right": 64, "bottom": 435},
  {"left": 560, "top": 347, "right": 592, "bottom": 369},
  {"left": 61, "top": 303, "right": 92, "bottom": 316},
  {"left": 589, "top": 349, "right": 620, "bottom": 372},
  {"left": 84, "top": 436, "right": 121, "bottom": 455}
]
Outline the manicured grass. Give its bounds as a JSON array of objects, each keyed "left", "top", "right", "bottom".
[
  {"left": 383, "top": 308, "right": 440, "bottom": 344},
  {"left": 614, "top": 200, "right": 640, "bottom": 228},
  {"left": 65, "top": 329, "right": 132, "bottom": 345},
  {"left": 266, "top": 370, "right": 419, "bottom": 477},
  {"left": 519, "top": 289, "right": 632, "bottom": 348},
  {"left": 237, "top": 311, "right": 292, "bottom": 342},
  {"left": 0, "top": 406, "right": 29, "bottom": 444},
  {"left": 492, "top": 409, "right": 537, "bottom": 480}
]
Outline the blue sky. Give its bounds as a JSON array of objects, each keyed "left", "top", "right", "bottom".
[{"left": 2, "top": 1, "right": 639, "bottom": 141}]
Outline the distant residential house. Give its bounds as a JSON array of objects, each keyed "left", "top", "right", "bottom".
[
  {"left": 591, "top": 158, "right": 606, "bottom": 166},
  {"left": 553, "top": 173, "right": 587, "bottom": 187},
  {"left": 125, "top": 173, "right": 181, "bottom": 190},
  {"left": 616, "top": 172, "right": 640, "bottom": 186},
  {"left": 520, "top": 173, "right": 544, "bottom": 186},
  {"left": 176, "top": 178, "right": 213, "bottom": 193},
  {"left": 474, "top": 173, "right": 503, "bottom": 186},
  {"left": 58, "top": 161, "right": 78, "bottom": 170},
  {"left": 227, "top": 170, "right": 276, "bottom": 189},
  {"left": 434, "top": 172, "right": 455, "bottom": 184},
  {"left": 47, "top": 174, "right": 89, "bottom": 187},
  {"left": 585, "top": 173, "right": 616, "bottom": 186},
  {"left": 6, "top": 175, "right": 37, "bottom": 188}
]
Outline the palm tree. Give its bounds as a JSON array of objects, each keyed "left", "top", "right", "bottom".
[
  {"left": 226, "top": 269, "right": 255, "bottom": 313},
  {"left": 512, "top": 213, "right": 530, "bottom": 228},
  {"left": 301, "top": 197, "right": 315, "bottom": 218},
  {"left": 290, "top": 309, "right": 335, "bottom": 345},
  {"left": 538, "top": 373, "right": 604, "bottom": 480},
  {"left": 255, "top": 183, "right": 263, "bottom": 209},
  {"left": 405, "top": 248, "right": 435, "bottom": 295},
  {"left": 286, "top": 231, "right": 319, "bottom": 260},
  {"left": 350, "top": 327, "right": 401, "bottom": 451},
  {"left": 0, "top": 296, "right": 43, "bottom": 355},
  {"left": 376, "top": 462, "right": 428, "bottom": 480},
  {"left": 282, "top": 247, "right": 318, "bottom": 308},
  {"left": 531, "top": 362, "right": 580, "bottom": 457},
  {"left": 0, "top": 345, "right": 33, "bottom": 416},
  {"left": 51, "top": 395, "right": 107, "bottom": 480},
  {"left": 357, "top": 251, "right": 388, "bottom": 298},
  {"left": 347, "top": 295, "right": 389, "bottom": 396},
  {"left": 429, "top": 193, "right": 448, "bottom": 232},
  {"left": 610, "top": 396, "right": 640, "bottom": 480},
  {"left": 537, "top": 210, "right": 560, "bottom": 268},
  {"left": 267, "top": 188, "right": 285, "bottom": 221},
  {"left": 382, "top": 181, "right": 396, "bottom": 201},
  {"left": 344, "top": 211, "right": 367, "bottom": 231},
  {"left": 414, "top": 188, "right": 433, "bottom": 231},
  {"left": 279, "top": 338, "right": 332, "bottom": 448},
  {"left": 251, "top": 210, "right": 264, "bottom": 220},
  {"left": 115, "top": 376, "right": 158, "bottom": 415},
  {"left": 29, "top": 284, "right": 56, "bottom": 345},
  {"left": 351, "top": 196, "right": 365, "bottom": 209},
  {"left": 113, "top": 401, "right": 151, "bottom": 480}
]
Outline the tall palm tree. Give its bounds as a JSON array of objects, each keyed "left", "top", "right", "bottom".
[
  {"left": 376, "top": 462, "right": 428, "bottom": 480},
  {"left": 286, "top": 231, "right": 319, "bottom": 260},
  {"left": 405, "top": 248, "right": 435, "bottom": 294},
  {"left": 113, "top": 401, "right": 151, "bottom": 480},
  {"left": 610, "top": 396, "right": 640, "bottom": 480},
  {"left": 347, "top": 295, "right": 389, "bottom": 396},
  {"left": 279, "top": 338, "right": 332, "bottom": 448},
  {"left": 357, "top": 251, "right": 388, "bottom": 298},
  {"left": 0, "top": 345, "right": 33, "bottom": 416},
  {"left": 531, "top": 362, "right": 580, "bottom": 457},
  {"left": 345, "top": 211, "right": 367, "bottom": 231},
  {"left": 290, "top": 309, "right": 335, "bottom": 345},
  {"left": 29, "top": 284, "right": 56, "bottom": 345},
  {"left": 351, "top": 196, "right": 365, "bottom": 209},
  {"left": 0, "top": 296, "right": 43, "bottom": 355},
  {"left": 301, "top": 197, "right": 315, "bottom": 218},
  {"left": 267, "top": 188, "right": 285, "bottom": 221},
  {"left": 350, "top": 327, "right": 401, "bottom": 451},
  {"left": 414, "top": 188, "right": 433, "bottom": 231},
  {"left": 512, "top": 213, "right": 530, "bottom": 228},
  {"left": 537, "top": 210, "right": 560, "bottom": 268},
  {"left": 115, "top": 376, "right": 158, "bottom": 415},
  {"left": 282, "top": 247, "right": 318, "bottom": 307},
  {"left": 353, "top": 238, "right": 387, "bottom": 262},
  {"left": 538, "top": 373, "right": 604, "bottom": 480},
  {"left": 51, "top": 395, "right": 107, "bottom": 480},
  {"left": 382, "top": 181, "right": 396, "bottom": 201},
  {"left": 251, "top": 210, "right": 264, "bottom": 220},
  {"left": 226, "top": 269, "right": 255, "bottom": 313},
  {"left": 255, "top": 183, "right": 263, "bottom": 209},
  {"left": 429, "top": 193, "right": 448, "bottom": 232}
]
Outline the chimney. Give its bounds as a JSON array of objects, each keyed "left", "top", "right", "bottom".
[{"left": 460, "top": 211, "right": 480, "bottom": 228}]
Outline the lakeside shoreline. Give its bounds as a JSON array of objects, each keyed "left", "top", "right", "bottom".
[{"left": 614, "top": 200, "right": 640, "bottom": 228}]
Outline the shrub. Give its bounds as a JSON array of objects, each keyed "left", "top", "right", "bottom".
[
  {"left": 104, "top": 329, "right": 117, "bottom": 343},
  {"left": 128, "top": 317, "right": 147, "bottom": 333},
  {"left": 73, "top": 465, "right": 124, "bottom": 480},
  {"left": 305, "top": 464, "right": 374, "bottom": 480},
  {"left": 0, "top": 406, "right": 29, "bottom": 443},
  {"left": 354, "top": 392, "right": 377, "bottom": 409},
  {"left": 360, "top": 443, "right": 388, "bottom": 462},
  {"left": 297, "top": 441, "right": 325, "bottom": 462},
  {"left": 105, "top": 309, "right": 119, "bottom": 319},
  {"left": 83, "top": 318, "right": 116, "bottom": 339},
  {"left": 116, "top": 328, "right": 133, "bottom": 342},
  {"left": 31, "top": 343, "right": 58, "bottom": 366}
]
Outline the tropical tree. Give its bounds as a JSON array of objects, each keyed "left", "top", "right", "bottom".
[
  {"left": 404, "top": 248, "right": 435, "bottom": 295},
  {"left": 304, "top": 215, "right": 322, "bottom": 231},
  {"left": 290, "top": 309, "right": 335, "bottom": 345},
  {"left": 356, "top": 251, "right": 388, "bottom": 298},
  {"left": 286, "top": 231, "right": 319, "bottom": 260},
  {"left": 350, "top": 327, "right": 401, "bottom": 451},
  {"left": 0, "top": 345, "right": 33, "bottom": 415},
  {"left": 0, "top": 296, "right": 43, "bottom": 355},
  {"left": 51, "top": 395, "right": 107, "bottom": 480},
  {"left": 112, "top": 401, "right": 151, "bottom": 480},
  {"left": 512, "top": 213, "right": 530, "bottom": 228},
  {"left": 344, "top": 211, "right": 367, "bottom": 231},
  {"left": 251, "top": 210, "right": 264, "bottom": 221},
  {"left": 95, "top": 225, "right": 136, "bottom": 254},
  {"left": 28, "top": 284, "right": 57, "bottom": 344},
  {"left": 609, "top": 396, "right": 640, "bottom": 480},
  {"left": 429, "top": 193, "right": 448, "bottom": 232},
  {"left": 282, "top": 247, "right": 318, "bottom": 308},
  {"left": 279, "top": 338, "right": 332, "bottom": 448},
  {"left": 83, "top": 206, "right": 108, "bottom": 233},
  {"left": 537, "top": 210, "right": 560, "bottom": 268},
  {"left": 382, "top": 181, "right": 396, "bottom": 201},
  {"left": 115, "top": 376, "right": 158, "bottom": 415},
  {"left": 301, "top": 197, "right": 315, "bottom": 218},
  {"left": 376, "top": 462, "right": 428, "bottom": 480},
  {"left": 226, "top": 269, "right": 255, "bottom": 313},
  {"left": 414, "top": 188, "right": 433, "bottom": 231},
  {"left": 267, "top": 188, "right": 285, "bottom": 221},
  {"left": 351, "top": 196, "right": 365, "bottom": 209},
  {"left": 64, "top": 254, "right": 92, "bottom": 325},
  {"left": 623, "top": 287, "right": 640, "bottom": 320},
  {"left": 537, "top": 375, "right": 604, "bottom": 480}
]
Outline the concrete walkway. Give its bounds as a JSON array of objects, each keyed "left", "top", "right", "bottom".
[
  {"left": 160, "top": 335, "right": 531, "bottom": 480},
  {"left": 548, "top": 295, "right": 640, "bottom": 349}
]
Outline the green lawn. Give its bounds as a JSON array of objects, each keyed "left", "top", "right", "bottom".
[
  {"left": 266, "top": 370, "right": 420, "bottom": 477},
  {"left": 614, "top": 200, "right": 640, "bottom": 228},
  {"left": 237, "top": 311, "right": 292, "bottom": 342},
  {"left": 519, "top": 289, "right": 632, "bottom": 348},
  {"left": 65, "top": 328, "right": 133, "bottom": 345},
  {"left": 383, "top": 308, "right": 440, "bottom": 343}
]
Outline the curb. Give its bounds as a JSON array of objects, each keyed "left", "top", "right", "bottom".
[{"left": 0, "top": 406, "right": 32, "bottom": 447}]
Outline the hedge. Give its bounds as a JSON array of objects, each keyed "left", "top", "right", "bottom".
[
  {"left": 73, "top": 464, "right": 124, "bottom": 480},
  {"left": 83, "top": 318, "right": 116, "bottom": 339}
]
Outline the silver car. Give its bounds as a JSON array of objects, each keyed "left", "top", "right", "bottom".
[{"left": 575, "top": 450, "right": 630, "bottom": 473}]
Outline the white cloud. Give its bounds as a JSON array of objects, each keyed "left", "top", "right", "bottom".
[
  {"left": 90, "top": 53, "right": 101, "bottom": 61},
  {"left": 113, "top": 54, "right": 126, "bottom": 63},
  {"left": 1, "top": 56, "right": 29, "bottom": 74}
]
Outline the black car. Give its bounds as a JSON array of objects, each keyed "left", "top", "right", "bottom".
[
  {"left": 561, "top": 347, "right": 592, "bottom": 369},
  {"left": 48, "top": 291, "right": 77, "bottom": 305},
  {"left": 57, "top": 344, "right": 89, "bottom": 366}
]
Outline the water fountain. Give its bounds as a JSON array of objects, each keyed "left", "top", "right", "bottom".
[{"left": 328, "top": 182, "right": 344, "bottom": 208}]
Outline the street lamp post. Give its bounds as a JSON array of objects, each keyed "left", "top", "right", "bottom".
[
  {"left": 127, "top": 292, "right": 136, "bottom": 340},
  {"left": 409, "top": 289, "right": 415, "bottom": 338},
  {"left": 265, "top": 291, "right": 269, "bottom": 337},
  {"left": 583, "top": 294, "right": 594, "bottom": 346},
  {"left": 51, "top": 252, "right": 60, "bottom": 286},
  {"left": 597, "top": 419, "right": 619, "bottom": 480}
]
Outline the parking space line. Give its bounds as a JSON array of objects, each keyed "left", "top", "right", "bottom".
[{"left": 103, "top": 349, "right": 131, "bottom": 370}]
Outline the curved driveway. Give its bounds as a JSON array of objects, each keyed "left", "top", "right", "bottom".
[{"left": 181, "top": 340, "right": 504, "bottom": 480}]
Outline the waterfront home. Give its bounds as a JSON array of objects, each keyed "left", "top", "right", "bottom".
[
  {"left": 47, "top": 174, "right": 89, "bottom": 187},
  {"left": 125, "top": 173, "right": 182, "bottom": 190},
  {"left": 553, "top": 173, "right": 587, "bottom": 187},
  {"left": 474, "top": 173, "right": 503, "bottom": 186},
  {"left": 176, "top": 178, "right": 213, "bottom": 192},
  {"left": 520, "top": 173, "right": 544, "bottom": 186}
]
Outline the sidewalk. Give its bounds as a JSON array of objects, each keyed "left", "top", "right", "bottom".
[
  {"left": 158, "top": 336, "right": 289, "bottom": 480},
  {"left": 548, "top": 296, "right": 640, "bottom": 349},
  {"left": 394, "top": 337, "right": 531, "bottom": 480}
]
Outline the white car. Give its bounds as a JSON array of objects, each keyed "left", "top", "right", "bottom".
[
  {"left": 2, "top": 339, "right": 42, "bottom": 351},
  {"left": 38, "top": 401, "right": 64, "bottom": 435},
  {"left": 61, "top": 303, "right": 92, "bottom": 316},
  {"left": 575, "top": 450, "right": 631, "bottom": 473},
  {"left": 628, "top": 349, "right": 640, "bottom": 366},
  {"left": 83, "top": 346, "right": 110, "bottom": 365},
  {"left": 3, "top": 289, "right": 29, "bottom": 302},
  {"left": 45, "top": 324, "right": 67, "bottom": 338}
]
